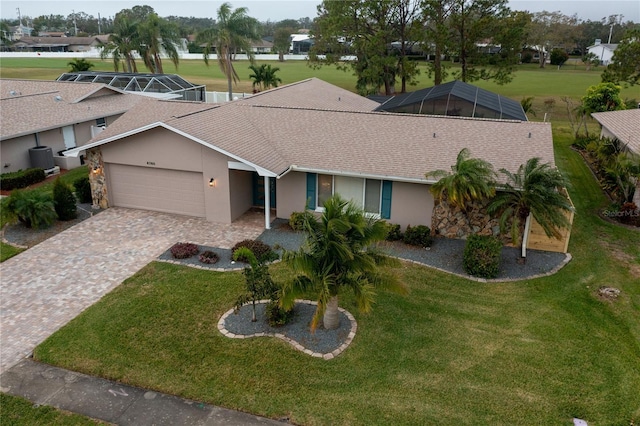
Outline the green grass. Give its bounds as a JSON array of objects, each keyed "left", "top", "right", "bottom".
[
  {"left": 0, "top": 241, "right": 24, "bottom": 262},
  {"left": 0, "top": 393, "right": 105, "bottom": 425},
  {"left": 33, "top": 130, "right": 640, "bottom": 425}
]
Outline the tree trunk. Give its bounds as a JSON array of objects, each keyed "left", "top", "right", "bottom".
[
  {"left": 226, "top": 50, "right": 233, "bottom": 101},
  {"left": 278, "top": 50, "right": 284, "bottom": 62},
  {"left": 434, "top": 45, "right": 443, "bottom": 85},
  {"left": 323, "top": 296, "right": 340, "bottom": 330},
  {"left": 538, "top": 49, "right": 545, "bottom": 68}
]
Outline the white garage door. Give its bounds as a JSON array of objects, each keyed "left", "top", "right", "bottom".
[{"left": 107, "top": 163, "right": 206, "bottom": 217}]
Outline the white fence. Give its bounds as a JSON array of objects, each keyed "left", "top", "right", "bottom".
[{"left": 0, "top": 51, "right": 313, "bottom": 61}]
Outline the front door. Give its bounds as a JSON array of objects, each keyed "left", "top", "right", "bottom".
[
  {"left": 62, "top": 125, "right": 76, "bottom": 149},
  {"left": 252, "top": 173, "right": 276, "bottom": 208}
]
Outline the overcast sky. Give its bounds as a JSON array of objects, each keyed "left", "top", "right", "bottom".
[{"left": 2, "top": 0, "right": 638, "bottom": 23}]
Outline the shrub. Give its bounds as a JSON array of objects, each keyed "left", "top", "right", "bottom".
[
  {"left": 550, "top": 48, "right": 569, "bottom": 66},
  {"left": 463, "top": 235, "right": 503, "bottom": 279},
  {"left": 0, "top": 168, "right": 46, "bottom": 191},
  {"left": 199, "top": 250, "right": 220, "bottom": 264},
  {"left": 170, "top": 242, "right": 199, "bottom": 259},
  {"left": 289, "top": 211, "right": 315, "bottom": 231},
  {"left": 573, "top": 135, "right": 599, "bottom": 151},
  {"left": 521, "top": 52, "right": 533, "bottom": 63},
  {"left": 266, "top": 300, "right": 294, "bottom": 326},
  {"left": 403, "top": 225, "right": 433, "bottom": 247},
  {"left": 385, "top": 223, "right": 404, "bottom": 241},
  {"left": 232, "top": 239, "right": 278, "bottom": 263},
  {"left": 73, "top": 176, "right": 93, "bottom": 204},
  {"left": 4, "top": 189, "right": 57, "bottom": 229},
  {"left": 53, "top": 178, "right": 77, "bottom": 221}
]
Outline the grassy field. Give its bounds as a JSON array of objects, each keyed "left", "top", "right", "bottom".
[
  {"left": 1, "top": 58, "right": 638, "bottom": 122},
  {"left": 32, "top": 130, "right": 640, "bottom": 425}
]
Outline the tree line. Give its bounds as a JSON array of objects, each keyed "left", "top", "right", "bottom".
[
  {"left": 309, "top": 0, "right": 638, "bottom": 95},
  {"left": 2, "top": 2, "right": 637, "bottom": 96}
]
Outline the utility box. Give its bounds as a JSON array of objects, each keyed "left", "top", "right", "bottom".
[{"left": 29, "top": 146, "right": 55, "bottom": 170}]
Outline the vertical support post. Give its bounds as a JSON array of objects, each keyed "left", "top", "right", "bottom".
[
  {"left": 522, "top": 214, "right": 532, "bottom": 259},
  {"left": 264, "top": 176, "right": 271, "bottom": 230}
]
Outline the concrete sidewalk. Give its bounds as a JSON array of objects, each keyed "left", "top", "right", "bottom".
[{"left": 0, "top": 359, "right": 284, "bottom": 426}]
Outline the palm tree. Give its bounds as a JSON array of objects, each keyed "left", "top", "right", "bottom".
[
  {"left": 138, "top": 13, "right": 180, "bottom": 74},
  {"left": 282, "top": 195, "right": 407, "bottom": 330},
  {"left": 426, "top": 148, "right": 496, "bottom": 211},
  {"left": 100, "top": 16, "right": 139, "bottom": 72},
  {"left": 197, "top": 2, "right": 261, "bottom": 100},
  {"left": 487, "top": 157, "right": 574, "bottom": 258},
  {"left": 248, "top": 64, "right": 282, "bottom": 92},
  {"left": 67, "top": 58, "right": 94, "bottom": 72}
]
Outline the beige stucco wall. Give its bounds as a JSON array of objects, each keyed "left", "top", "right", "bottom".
[
  {"left": 273, "top": 172, "right": 433, "bottom": 230},
  {"left": 37, "top": 128, "right": 67, "bottom": 155},
  {"left": 229, "top": 170, "right": 253, "bottom": 221},
  {"left": 389, "top": 181, "right": 433, "bottom": 229},
  {"left": 101, "top": 127, "right": 239, "bottom": 224},
  {"left": 1, "top": 135, "right": 37, "bottom": 173},
  {"left": 74, "top": 121, "right": 93, "bottom": 146},
  {"left": 276, "top": 171, "right": 308, "bottom": 219}
]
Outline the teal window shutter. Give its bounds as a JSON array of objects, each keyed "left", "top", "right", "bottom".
[
  {"left": 381, "top": 180, "right": 392, "bottom": 219},
  {"left": 306, "top": 173, "right": 317, "bottom": 210}
]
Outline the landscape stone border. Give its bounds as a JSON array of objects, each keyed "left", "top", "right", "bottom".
[{"left": 218, "top": 299, "right": 357, "bottom": 360}]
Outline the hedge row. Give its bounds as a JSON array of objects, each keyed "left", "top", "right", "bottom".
[{"left": 0, "top": 168, "right": 46, "bottom": 191}]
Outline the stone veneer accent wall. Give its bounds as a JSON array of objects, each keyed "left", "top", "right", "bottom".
[
  {"left": 86, "top": 148, "right": 109, "bottom": 209},
  {"left": 431, "top": 199, "right": 502, "bottom": 239}
]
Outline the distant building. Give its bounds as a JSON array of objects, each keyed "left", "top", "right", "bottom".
[{"left": 587, "top": 39, "right": 618, "bottom": 65}]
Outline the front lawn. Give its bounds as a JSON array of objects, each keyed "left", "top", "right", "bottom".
[
  {"left": 0, "top": 393, "right": 105, "bottom": 425},
  {"left": 33, "top": 130, "right": 640, "bottom": 425}
]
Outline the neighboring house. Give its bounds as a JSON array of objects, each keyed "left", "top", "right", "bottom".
[
  {"left": 251, "top": 39, "right": 274, "bottom": 54},
  {"left": 372, "top": 80, "right": 528, "bottom": 121},
  {"left": 64, "top": 78, "right": 554, "bottom": 234},
  {"left": 587, "top": 40, "right": 618, "bottom": 65},
  {"left": 9, "top": 24, "right": 33, "bottom": 40},
  {"left": 591, "top": 109, "right": 640, "bottom": 155},
  {"left": 0, "top": 79, "right": 145, "bottom": 173},
  {"left": 290, "top": 34, "right": 314, "bottom": 54},
  {"left": 12, "top": 36, "right": 102, "bottom": 53}
]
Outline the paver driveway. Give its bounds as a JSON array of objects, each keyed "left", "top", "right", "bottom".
[{"left": 0, "top": 207, "right": 264, "bottom": 374}]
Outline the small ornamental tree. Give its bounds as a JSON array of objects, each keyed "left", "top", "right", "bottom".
[
  {"left": 53, "top": 178, "right": 77, "bottom": 221},
  {"left": 233, "top": 247, "right": 283, "bottom": 323},
  {"left": 581, "top": 82, "right": 625, "bottom": 114},
  {"left": 550, "top": 48, "right": 568, "bottom": 66}
]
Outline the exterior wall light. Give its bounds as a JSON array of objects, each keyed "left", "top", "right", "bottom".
[{"left": 209, "top": 178, "right": 216, "bottom": 187}]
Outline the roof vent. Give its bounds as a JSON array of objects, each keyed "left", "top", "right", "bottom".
[
  {"left": 54, "top": 95, "right": 63, "bottom": 101},
  {"left": 9, "top": 90, "right": 17, "bottom": 96}
]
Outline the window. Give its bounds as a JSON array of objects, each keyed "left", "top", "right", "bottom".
[
  {"left": 96, "top": 117, "right": 106, "bottom": 127},
  {"left": 316, "top": 174, "right": 383, "bottom": 216}
]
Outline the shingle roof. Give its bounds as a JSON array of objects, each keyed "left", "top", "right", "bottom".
[
  {"left": 0, "top": 79, "right": 145, "bottom": 140},
  {"left": 78, "top": 99, "right": 554, "bottom": 183},
  {"left": 375, "top": 80, "right": 527, "bottom": 121},
  {"left": 591, "top": 109, "right": 640, "bottom": 155},
  {"left": 13, "top": 36, "right": 101, "bottom": 46},
  {"left": 238, "top": 78, "right": 379, "bottom": 111}
]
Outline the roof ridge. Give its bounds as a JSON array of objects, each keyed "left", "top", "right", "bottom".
[{"left": 235, "top": 103, "right": 534, "bottom": 123}]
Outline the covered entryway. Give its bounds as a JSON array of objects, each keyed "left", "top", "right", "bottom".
[
  {"left": 106, "top": 163, "right": 205, "bottom": 217},
  {"left": 252, "top": 173, "right": 276, "bottom": 208}
]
